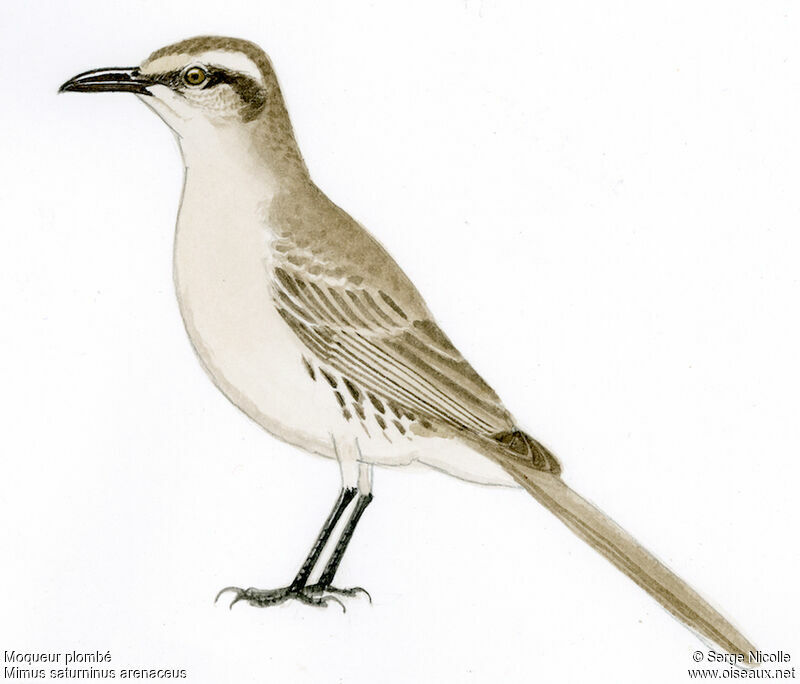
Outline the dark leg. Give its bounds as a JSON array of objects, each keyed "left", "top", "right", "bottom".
[
  {"left": 289, "top": 487, "right": 356, "bottom": 589},
  {"left": 216, "top": 486, "right": 372, "bottom": 611},
  {"left": 313, "top": 493, "right": 373, "bottom": 590}
]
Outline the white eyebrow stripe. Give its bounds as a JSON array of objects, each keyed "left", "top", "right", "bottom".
[
  {"left": 140, "top": 53, "right": 194, "bottom": 75},
  {"left": 197, "top": 51, "right": 264, "bottom": 83},
  {"left": 140, "top": 50, "right": 264, "bottom": 85}
]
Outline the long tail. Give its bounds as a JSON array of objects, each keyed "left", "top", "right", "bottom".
[{"left": 471, "top": 436, "right": 755, "bottom": 658}]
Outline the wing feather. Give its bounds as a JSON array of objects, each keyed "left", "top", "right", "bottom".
[{"left": 271, "top": 263, "right": 515, "bottom": 436}]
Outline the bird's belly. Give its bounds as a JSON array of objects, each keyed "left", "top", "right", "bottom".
[
  {"left": 171, "top": 176, "right": 515, "bottom": 486},
  {"left": 172, "top": 189, "right": 343, "bottom": 459}
]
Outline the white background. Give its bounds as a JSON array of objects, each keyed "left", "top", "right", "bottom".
[{"left": 1, "top": 1, "right": 798, "bottom": 682}]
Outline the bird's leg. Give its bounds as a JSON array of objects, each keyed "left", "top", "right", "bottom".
[
  {"left": 288, "top": 486, "right": 357, "bottom": 590},
  {"left": 307, "top": 461, "right": 373, "bottom": 600},
  {"left": 216, "top": 443, "right": 373, "bottom": 612}
]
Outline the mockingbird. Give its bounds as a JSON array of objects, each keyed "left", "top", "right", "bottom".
[{"left": 60, "top": 36, "right": 754, "bottom": 657}]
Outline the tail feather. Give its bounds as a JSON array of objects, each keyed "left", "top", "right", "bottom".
[{"left": 469, "top": 436, "right": 756, "bottom": 658}]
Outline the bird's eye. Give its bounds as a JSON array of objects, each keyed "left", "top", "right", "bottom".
[{"left": 183, "top": 67, "right": 208, "bottom": 87}]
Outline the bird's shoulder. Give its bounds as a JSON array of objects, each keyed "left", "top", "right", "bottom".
[
  {"left": 265, "top": 183, "right": 515, "bottom": 431},
  {"left": 267, "top": 183, "right": 428, "bottom": 320},
  {"left": 264, "top": 182, "right": 561, "bottom": 473}
]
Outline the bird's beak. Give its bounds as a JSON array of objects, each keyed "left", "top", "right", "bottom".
[{"left": 59, "top": 67, "right": 155, "bottom": 95}]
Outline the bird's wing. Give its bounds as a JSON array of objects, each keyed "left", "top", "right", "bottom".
[
  {"left": 270, "top": 254, "right": 559, "bottom": 472},
  {"left": 272, "top": 260, "right": 508, "bottom": 434},
  {"left": 267, "top": 197, "right": 755, "bottom": 659}
]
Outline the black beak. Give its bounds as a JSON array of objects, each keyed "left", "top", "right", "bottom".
[{"left": 59, "top": 67, "right": 154, "bottom": 95}]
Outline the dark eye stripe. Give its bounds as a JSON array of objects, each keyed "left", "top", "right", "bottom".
[{"left": 149, "top": 66, "right": 266, "bottom": 121}]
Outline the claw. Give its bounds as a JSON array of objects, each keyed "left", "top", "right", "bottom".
[
  {"left": 318, "top": 585, "right": 372, "bottom": 604},
  {"left": 326, "top": 595, "right": 346, "bottom": 613},
  {"left": 214, "top": 582, "right": 371, "bottom": 613},
  {"left": 214, "top": 586, "right": 241, "bottom": 605},
  {"left": 353, "top": 587, "right": 372, "bottom": 604}
]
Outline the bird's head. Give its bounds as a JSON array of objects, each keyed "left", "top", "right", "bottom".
[{"left": 60, "top": 36, "right": 286, "bottom": 141}]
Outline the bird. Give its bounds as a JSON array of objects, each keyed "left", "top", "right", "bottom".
[{"left": 60, "top": 36, "right": 755, "bottom": 657}]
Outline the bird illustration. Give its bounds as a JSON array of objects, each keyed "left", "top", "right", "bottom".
[{"left": 60, "top": 36, "right": 754, "bottom": 658}]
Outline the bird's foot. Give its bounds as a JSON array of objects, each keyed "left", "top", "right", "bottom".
[{"left": 215, "top": 582, "right": 371, "bottom": 612}]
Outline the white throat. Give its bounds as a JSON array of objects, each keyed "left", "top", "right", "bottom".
[
  {"left": 165, "top": 100, "right": 333, "bottom": 458},
  {"left": 172, "top": 116, "right": 279, "bottom": 284}
]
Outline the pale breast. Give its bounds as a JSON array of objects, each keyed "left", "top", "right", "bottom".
[
  {"left": 171, "top": 159, "right": 516, "bottom": 486},
  {"left": 172, "top": 166, "right": 343, "bottom": 459}
]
